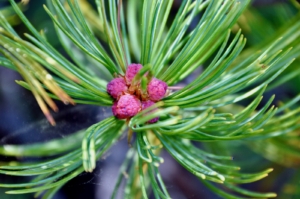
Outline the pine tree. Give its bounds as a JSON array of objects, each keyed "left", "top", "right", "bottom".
[{"left": 0, "top": 0, "right": 300, "bottom": 198}]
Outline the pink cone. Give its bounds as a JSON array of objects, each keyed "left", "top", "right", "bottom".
[
  {"left": 112, "top": 94, "right": 141, "bottom": 119},
  {"left": 125, "top": 63, "right": 143, "bottom": 83},
  {"left": 112, "top": 101, "right": 125, "bottom": 119},
  {"left": 107, "top": 77, "right": 128, "bottom": 99},
  {"left": 142, "top": 100, "right": 159, "bottom": 123},
  {"left": 147, "top": 78, "right": 168, "bottom": 102}
]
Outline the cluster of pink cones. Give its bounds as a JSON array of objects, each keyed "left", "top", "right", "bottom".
[{"left": 107, "top": 64, "right": 168, "bottom": 123}]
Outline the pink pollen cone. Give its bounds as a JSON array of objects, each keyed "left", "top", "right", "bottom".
[
  {"left": 112, "top": 101, "right": 126, "bottom": 119},
  {"left": 125, "top": 63, "right": 143, "bottom": 83},
  {"left": 147, "top": 78, "right": 168, "bottom": 102},
  {"left": 107, "top": 77, "right": 128, "bottom": 99},
  {"left": 112, "top": 94, "right": 141, "bottom": 119},
  {"left": 142, "top": 100, "right": 159, "bottom": 123}
]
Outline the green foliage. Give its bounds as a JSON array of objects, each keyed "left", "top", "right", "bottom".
[{"left": 0, "top": 0, "right": 300, "bottom": 198}]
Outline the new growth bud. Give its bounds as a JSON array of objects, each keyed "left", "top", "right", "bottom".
[
  {"left": 147, "top": 78, "right": 168, "bottom": 102},
  {"left": 112, "top": 94, "right": 141, "bottom": 119},
  {"left": 142, "top": 100, "right": 159, "bottom": 123},
  {"left": 107, "top": 77, "right": 128, "bottom": 99},
  {"left": 107, "top": 64, "right": 168, "bottom": 123},
  {"left": 125, "top": 63, "right": 143, "bottom": 83}
]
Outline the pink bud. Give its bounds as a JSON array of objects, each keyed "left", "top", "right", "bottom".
[
  {"left": 142, "top": 100, "right": 159, "bottom": 123},
  {"left": 125, "top": 63, "right": 143, "bottom": 83},
  {"left": 112, "top": 94, "right": 141, "bottom": 119},
  {"left": 107, "top": 77, "right": 128, "bottom": 99},
  {"left": 147, "top": 78, "right": 168, "bottom": 102},
  {"left": 112, "top": 101, "right": 125, "bottom": 119}
]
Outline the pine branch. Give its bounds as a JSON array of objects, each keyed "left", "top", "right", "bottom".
[{"left": 0, "top": 0, "right": 300, "bottom": 198}]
